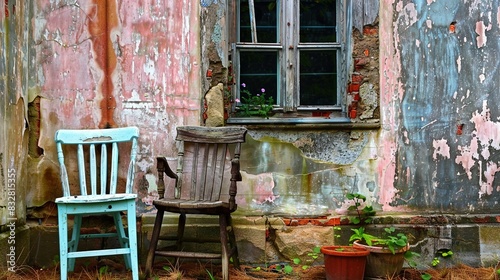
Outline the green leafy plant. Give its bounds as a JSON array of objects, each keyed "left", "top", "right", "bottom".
[
  {"left": 349, "top": 227, "right": 378, "bottom": 246},
  {"left": 350, "top": 226, "right": 408, "bottom": 255},
  {"left": 283, "top": 264, "right": 294, "bottom": 274},
  {"left": 293, "top": 246, "right": 321, "bottom": 270},
  {"left": 404, "top": 250, "right": 421, "bottom": 268},
  {"left": 346, "top": 193, "right": 409, "bottom": 254},
  {"left": 432, "top": 249, "right": 453, "bottom": 267},
  {"left": 206, "top": 269, "right": 216, "bottom": 280},
  {"left": 421, "top": 273, "right": 432, "bottom": 280},
  {"left": 346, "top": 193, "right": 376, "bottom": 224},
  {"left": 236, "top": 83, "right": 274, "bottom": 118},
  {"left": 98, "top": 266, "right": 108, "bottom": 279}
]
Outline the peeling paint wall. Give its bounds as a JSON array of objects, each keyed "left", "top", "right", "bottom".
[
  {"left": 1, "top": 0, "right": 30, "bottom": 230},
  {"left": 25, "top": 1, "right": 202, "bottom": 214},
  {"left": 382, "top": 0, "right": 500, "bottom": 212},
  {"left": 2, "top": 0, "right": 500, "bottom": 232}
]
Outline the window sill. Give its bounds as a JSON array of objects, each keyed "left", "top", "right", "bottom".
[{"left": 226, "top": 117, "right": 380, "bottom": 129}]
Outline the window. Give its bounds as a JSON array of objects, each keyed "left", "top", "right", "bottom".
[{"left": 229, "top": 0, "right": 351, "bottom": 124}]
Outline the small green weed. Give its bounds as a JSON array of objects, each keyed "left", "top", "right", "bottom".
[
  {"left": 421, "top": 273, "right": 432, "bottom": 280},
  {"left": 206, "top": 269, "right": 216, "bottom": 280}
]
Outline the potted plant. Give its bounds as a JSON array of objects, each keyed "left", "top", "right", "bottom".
[
  {"left": 341, "top": 193, "right": 417, "bottom": 279},
  {"left": 320, "top": 192, "right": 373, "bottom": 280},
  {"left": 350, "top": 226, "right": 411, "bottom": 278},
  {"left": 320, "top": 244, "right": 370, "bottom": 280}
]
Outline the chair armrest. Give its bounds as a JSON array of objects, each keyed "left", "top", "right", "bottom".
[
  {"left": 157, "top": 157, "right": 177, "bottom": 179},
  {"left": 156, "top": 157, "right": 178, "bottom": 199},
  {"left": 231, "top": 158, "right": 242, "bottom": 182}
]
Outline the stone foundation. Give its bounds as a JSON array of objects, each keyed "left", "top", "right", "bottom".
[{"left": 1, "top": 214, "right": 499, "bottom": 271}]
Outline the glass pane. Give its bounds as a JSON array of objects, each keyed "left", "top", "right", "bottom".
[
  {"left": 300, "top": 50, "right": 337, "bottom": 105},
  {"left": 239, "top": 0, "right": 278, "bottom": 43},
  {"left": 239, "top": 50, "right": 278, "bottom": 103},
  {"left": 300, "top": 0, "right": 336, "bottom": 42}
]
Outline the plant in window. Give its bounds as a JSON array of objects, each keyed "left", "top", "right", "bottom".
[{"left": 236, "top": 83, "right": 274, "bottom": 118}]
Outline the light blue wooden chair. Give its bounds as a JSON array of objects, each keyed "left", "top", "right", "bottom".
[{"left": 55, "top": 127, "right": 140, "bottom": 280}]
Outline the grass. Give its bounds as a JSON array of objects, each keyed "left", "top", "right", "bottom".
[{"left": 2, "top": 260, "right": 499, "bottom": 280}]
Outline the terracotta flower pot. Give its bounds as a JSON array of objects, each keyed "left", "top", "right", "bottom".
[
  {"left": 352, "top": 240, "right": 410, "bottom": 278},
  {"left": 321, "top": 245, "right": 370, "bottom": 280}
]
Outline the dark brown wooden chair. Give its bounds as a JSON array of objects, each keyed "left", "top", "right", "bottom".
[{"left": 145, "top": 126, "right": 247, "bottom": 280}]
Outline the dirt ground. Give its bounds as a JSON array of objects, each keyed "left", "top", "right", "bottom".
[{"left": 4, "top": 260, "right": 500, "bottom": 280}]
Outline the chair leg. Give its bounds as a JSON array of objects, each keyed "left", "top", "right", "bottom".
[
  {"left": 113, "top": 212, "right": 131, "bottom": 269},
  {"left": 126, "top": 202, "right": 139, "bottom": 280},
  {"left": 219, "top": 214, "right": 230, "bottom": 280},
  {"left": 145, "top": 207, "right": 165, "bottom": 277},
  {"left": 227, "top": 214, "right": 240, "bottom": 269},
  {"left": 176, "top": 213, "right": 186, "bottom": 250},
  {"left": 68, "top": 214, "right": 82, "bottom": 271},
  {"left": 57, "top": 205, "right": 68, "bottom": 280}
]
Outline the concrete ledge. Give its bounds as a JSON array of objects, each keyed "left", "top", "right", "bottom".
[{"left": 2, "top": 213, "right": 499, "bottom": 270}]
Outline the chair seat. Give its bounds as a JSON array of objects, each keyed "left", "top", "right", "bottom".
[
  {"left": 153, "top": 199, "right": 234, "bottom": 214},
  {"left": 56, "top": 193, "right": 137, "bottom": 204}
]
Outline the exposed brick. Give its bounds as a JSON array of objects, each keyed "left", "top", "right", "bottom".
[
  {"left": 473, "top": 217, "right": 491, "bottom": 223},
  {"left": 363, "top": 25, "right": 378, "bottom": 36},
  {"left": 355, "top": 58, "right": 369, "bottom": 68},
  {"left": 348, "top": 83, "right": 360, "bottom": 93},
  {"left": 282, "top": 217, "right": 340, "bottom": 227},
  {"left": 323, "top": 217, "right": 341, "bottom": 226},
  {"left": 312, "top": 111, "right": 332, "bottom": 117},
  {"left": 351, "top": 73, "right": 363, "bottom": 83}
]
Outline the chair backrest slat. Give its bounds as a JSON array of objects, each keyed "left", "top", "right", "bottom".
[
  {"left": 190, "top": 143, "right": 200, "bottom": 200},
  {"left": 198, "top": 143, "right": 210, "bottom": 200},
  {"left": 77, "top": 144, "right": 87, "bottom": 196},
  {"left": 100, "top": 144, "right": 107, "bottom": 194},
  {"left": 203, "top": 144, "right": 217, "bottom": 200},
  {"left": 110, "top": 142, "right": 119, "bottom": 194},
  {"left": 125, "top": 138, "right": 138, "bottom": 194},
  {"left": 212, "top": 143, "right": 228, "bottom": 200},
  {"left": 55, "top": 127, "right": 139, "bottom": 197},
  {"left": 90, "top": 144, "right": 97, "bottom": 195}
]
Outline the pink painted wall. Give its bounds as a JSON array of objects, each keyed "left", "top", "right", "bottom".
[{"left": 31, "top": 0, "right": 202, "bottom": 209}]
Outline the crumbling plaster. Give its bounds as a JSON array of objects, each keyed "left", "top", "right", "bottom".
[
  {"left": 2, "top": 0, "right": 499, "bottom": 226},
  {"left": 28, "top": 1, "right": 203, "bottom": 210},
  {"left": 383, "top": 0, "right": 500, "bottom": 212}
]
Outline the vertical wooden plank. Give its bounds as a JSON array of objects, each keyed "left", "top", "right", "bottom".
[
  {"left": 100, "top": 144, "right": 108, "bottom": 195},
  {"left": 77, "top": 144, "right": 87, "bottom": 196},
  {"left": 284, "top": 0, "right": 295, "bottom": 111},
  {"left": 212, "top": 143, "right": 227, "bottom": 201},
  {"left": 204, "top": 143, "right": 218, "bottom": 200},
  {"left": 190, "top": 143, "right": 200, "bottom": 200},
  {"left": 126, "top": 137, "right": 138, "bottom": 194},
  {"left": 57, "top": 142, "right": 70, "bottom": 197},
  {"left": 90, "top": 144, "right": 97, "bottom": 195},
  {"left": 248, "top": 0, "right": 258, "bottom": 42},
  {"left": 109, "top": 142, "right": 118, "bottom": 194}
]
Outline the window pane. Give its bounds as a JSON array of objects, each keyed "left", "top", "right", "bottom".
[
  {"left": 300, "top": 0, "right": 336, "bottom": 43},
  {"left": 239, "top": 51, "right": 278, "bottom": 103},
  {"left": 300, "top": 50, "right": 337, "bottom": 105},
  {"left": 239, "top": 0, "right": 278, "bottom": 43}
]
